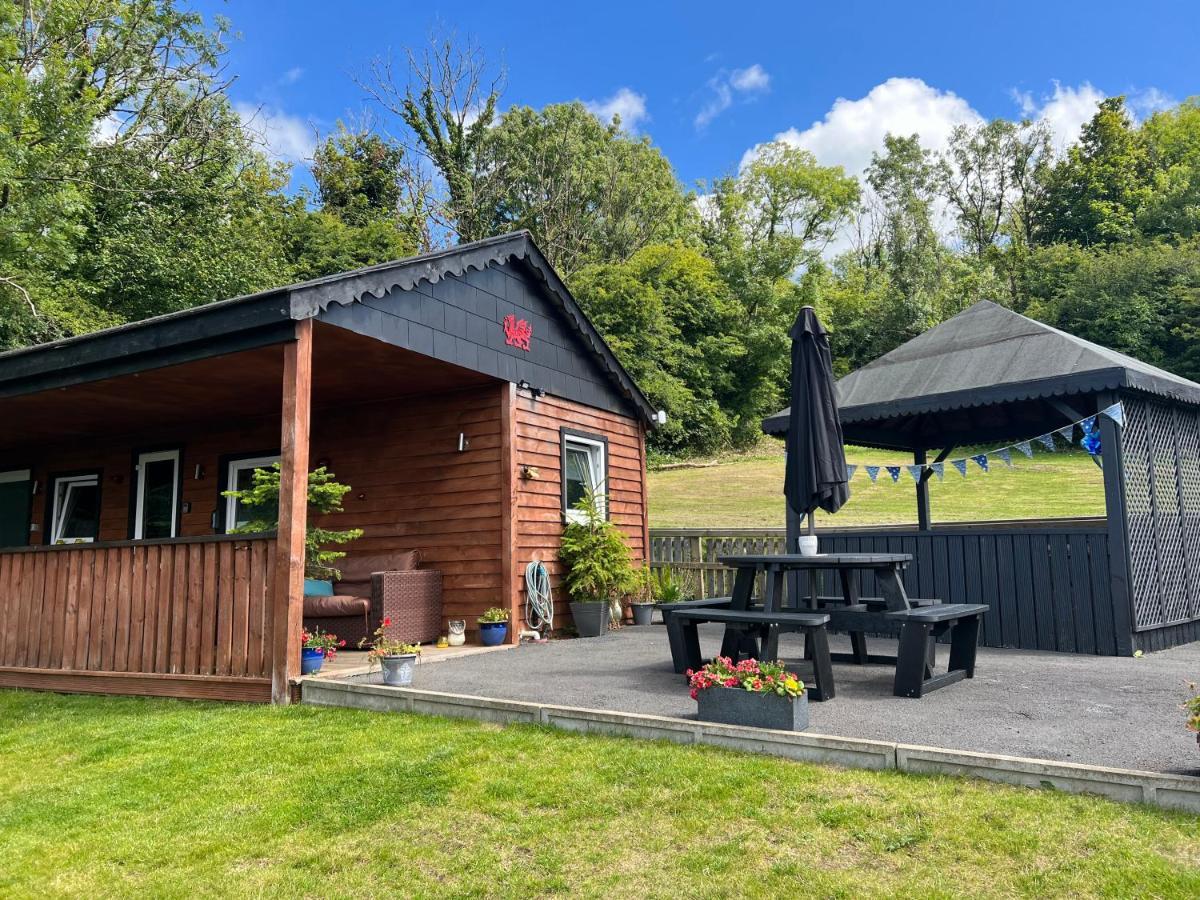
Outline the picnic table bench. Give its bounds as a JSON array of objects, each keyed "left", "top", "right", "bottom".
[{"left": 716, "top": 554, "right": 987, "bottom": 699}]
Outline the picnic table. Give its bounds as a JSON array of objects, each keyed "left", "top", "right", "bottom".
[{"left": 709, "top": 553, "right": 987, "bottom": 698}]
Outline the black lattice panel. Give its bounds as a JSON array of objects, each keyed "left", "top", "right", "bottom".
[
  {"left": 1149, "top": 402, "right": 1190, "bottom": 623},
  {"left": 1175, "top": 408, "right": 1200, "bottom": 620},
  {"left": 1120, "top": 398, "right": 1163, "bottom": 628}
]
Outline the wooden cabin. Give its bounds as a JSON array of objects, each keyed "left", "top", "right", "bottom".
[{"left": 0, "top": 233, "right": 656, "bottom": 703}]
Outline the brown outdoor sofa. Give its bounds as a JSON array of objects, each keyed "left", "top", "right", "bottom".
[{"left": 302, "top": 551, "right": 443, "bottom": 647}]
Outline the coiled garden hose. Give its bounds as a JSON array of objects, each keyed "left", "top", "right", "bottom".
[{"left": 524, "top": 560, "right": 554, "bottom": 636}]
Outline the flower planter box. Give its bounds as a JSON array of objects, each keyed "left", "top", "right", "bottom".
[{"left": 696, "top": 687, "right": 809, "bottom": 731}]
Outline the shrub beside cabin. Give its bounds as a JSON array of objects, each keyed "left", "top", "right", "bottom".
[{"left": 0, "top": 233, "right": 656, "bottom": 703}]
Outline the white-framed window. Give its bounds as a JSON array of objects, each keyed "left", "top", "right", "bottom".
[
  {"left": 50, "top": 473, "right": 101, "bottom": 544},
  {"left": 562, "top": 431, "right": 607, "bottom": 523},
  {"left": 134, "top": 449, "right": 180, "bottom": 540},
  {"left": 224, "top": 455, "right": 280, "bottom": 533}
]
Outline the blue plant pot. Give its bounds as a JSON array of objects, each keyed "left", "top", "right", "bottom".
[
  {"left": 478, "top": 621, "right": 508, "bottom": 646},
  {"left": 304, "top": 578, "right": 333, "bottom": 597},
  {"left": 300, "top": 647, "right": 325, "bottom": 675}
]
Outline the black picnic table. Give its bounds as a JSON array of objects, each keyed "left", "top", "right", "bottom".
[{"left": 708, "top": 553, "right": 987, "bottom": 698}]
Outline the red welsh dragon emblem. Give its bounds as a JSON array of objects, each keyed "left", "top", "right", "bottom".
[{"left": 503, "top": 314, "right": 533, "bottom": 351}]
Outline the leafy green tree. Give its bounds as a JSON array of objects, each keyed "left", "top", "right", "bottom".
[
  {"left": 482, "top": 103, "right": 696, "bottom": 278},
  {"left": 1036, "top": 97, "right": 1152, "bottom": 246},
  {"left": 1139, "top": 99, "right": 1200, "bottom": 240},
  {"left": 572, "top": 243, "right": 740, "bottom": 453}
]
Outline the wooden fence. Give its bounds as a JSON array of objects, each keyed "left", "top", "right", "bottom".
[
  {"left": 650, "top": 519, "right": 1124, "bottom": 655},
  {"left": 0, "top": 535, "right": 275, "bottom": 700}
]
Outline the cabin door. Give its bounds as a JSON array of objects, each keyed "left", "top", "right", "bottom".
[{"left": 0, "top": 469, "right": 32, "bottom": 548}]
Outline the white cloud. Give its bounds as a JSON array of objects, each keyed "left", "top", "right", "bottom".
[
  {"left": 585, "top": 87, "right": 649, "bottom": 131},
  {"left": 744, "top": 77, "right": 982, "bottom": 177},
  {"left": 1011, "top": 81, "right": 1105, "bottom": 150},
  {"left": 235, "top": 102, "right": 316, "bottom": 164},
  {"left": 730, "top": 64, "right": 770, "bottom": 93},
  {"left": 696, "top": 63, "right": 772, "bottom": 129},
  {"left": 279, "top": 66, "right": 305, "bottom": 86}
]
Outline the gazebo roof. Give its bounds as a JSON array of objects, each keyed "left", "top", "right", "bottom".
[{"left": 762, "top": 300, "right": 1200, "bottom": 450}]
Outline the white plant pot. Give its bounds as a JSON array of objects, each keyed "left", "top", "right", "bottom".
[{"left": 796, "top": 535, "right": 820, "bottom": 556}]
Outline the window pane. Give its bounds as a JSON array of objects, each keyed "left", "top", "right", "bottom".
[
  {"left": 233, "top": 465, "right": 277, "bottom": 530},
  {"left": 0, "top": 478, "right": 30, "bottom": 547},
  {"left": 141, "top": 458, "right": 176, "bottom": 539},
  {"left": 58, "top": 482, "right": 99, "bottom": 542},
  {"left": 564, "top": 445, "right": 594, "bottom": 511}
]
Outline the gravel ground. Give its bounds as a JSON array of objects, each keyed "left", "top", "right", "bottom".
[{"left": 395, "top": 624, "right": 1200, "bottom": 775}]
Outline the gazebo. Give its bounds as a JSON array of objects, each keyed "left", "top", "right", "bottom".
[{"left": 763, "top": 300, "right": 1200, "bottom": 656}]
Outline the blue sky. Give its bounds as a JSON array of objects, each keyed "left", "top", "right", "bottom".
[{"left": 197, "top": 0, "right": 1199, "bottom": 192}]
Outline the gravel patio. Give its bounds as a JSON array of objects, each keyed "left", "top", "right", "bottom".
[{"left": 338, "top": 624, "right": 1200, "bottom": 775}]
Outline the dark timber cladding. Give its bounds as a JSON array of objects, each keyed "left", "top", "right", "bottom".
[
  {"left": 0, "top": 232, "right": 656, "bottom": 702},
  {"left": 762, "top": 301, "right": 1200, "bottom": 655}
]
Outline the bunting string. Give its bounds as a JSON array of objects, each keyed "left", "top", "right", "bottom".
[{"left": 843, "top": 402, "right": 1124, "bottom": 484}]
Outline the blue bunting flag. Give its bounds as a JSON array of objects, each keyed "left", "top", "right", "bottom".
[
  {"left": 971, "top": 453, "right": 990, "bottom": 472},
  {"left": 907, "top": 464, "right": 924, "bottom": 482},
  {"left": 1037, "top": 433, "right": 1056, "bottom": 451},
  {"left": 846, "top": 464, "right": 858, "bottom": 481},
  {"left": 886, "top": 466, "right": 901, "bottom": 483},
  {"left": 996, "top": 447, "right": 1013, "bottom": 467},
  {"left": 951, "top": 459, "right": 968, "bottom": 477},
  {"left": 865, "top": 465, "right": 880, "bottom": 483},
  {"left": 930, "top": 462, "right": 945, "bottom": 480},
  {"left": 1101, "top": 402, "right": 1125, "bottom": 427},
  {"left": 1015, "top": 441, "right": 1033, "bottom": 458},
  {"left": 1056, "top": 425, "right": 1075, "bottom": 444}
]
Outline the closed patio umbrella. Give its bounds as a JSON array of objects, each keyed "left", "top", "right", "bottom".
[{"left": 784, "top": 306, "right": 849, "bottom": 530}]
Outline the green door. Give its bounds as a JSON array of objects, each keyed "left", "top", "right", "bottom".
[{"left": 0, "top": 470, "right": 32, "bottom": 548}]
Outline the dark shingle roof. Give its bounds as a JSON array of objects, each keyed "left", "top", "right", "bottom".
[{"left": 762, "top": 300, "right": 1200, "bottom": 445}]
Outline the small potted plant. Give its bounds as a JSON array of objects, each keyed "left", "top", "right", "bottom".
[
  {"left": 628, "top": 565, "right": 656, "bottom": 626},
  {"left": 559, "top": 488, "right": 637, "bottom": 638},
  {"left": 360, "top": 618, "right": 420, "bottom": 686},
  {"left": 300, "top": 628, "right": 344, "bottom": 675},
  {"left": 477, "top": 607, "right": 510, "bottom": 646},
  {"left": 688, "top": 657, "right": 808, "bottom": 731}
]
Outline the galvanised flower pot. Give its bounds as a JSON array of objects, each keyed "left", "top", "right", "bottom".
[
  {"left": 380, "top": 653, "right": 418, "bottom": 686},
  {"left": 300, "top": 648, "right": 325, "bottom": 675},
  {"left": 695, "top": 687, "right": 809, "bottom": 731},
  {"left": 630, "top": 603, "right": 655, "bottom": 626},
  {"left": 479, "top": 621, "right": 508, "bottom": 646}
]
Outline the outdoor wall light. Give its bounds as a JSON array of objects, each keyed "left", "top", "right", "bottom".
[
  {"left": 194, "top": 464, "right": 205, "bottom": 480},
  {"left": 458, "top": 432, "right": 470, "bottom": 452},
  {"left": 516, "top": 379, "right": 532, "bottom": 392},
  {"left": 521, "top": 466, "right": 540, "bottom": 480}
]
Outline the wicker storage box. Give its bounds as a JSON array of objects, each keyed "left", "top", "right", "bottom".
[{"left": 374, "top": 569, "right": 443, "bottom": 645}]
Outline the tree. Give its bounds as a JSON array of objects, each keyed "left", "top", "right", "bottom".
[
  {"left": 0, "top": 0, "right": 232, "bottom": 337},
  {"left": 1036, "top": 97, "right": 1152, "bottom": 246},
  {"left": 1139, "top": 98, "right": 1200, "bottom": 240},
  {"left": 572, "top": 243, "right": 740, "bottom": 453},
  {"left": 481, "top": 103, "right": 696, "bottom": 278},
  {"left": 364, "top": 33, "right": 503, "bottom": 244},
  {"left": 699, "top": 141, "right": 858, "bottom": 444}
]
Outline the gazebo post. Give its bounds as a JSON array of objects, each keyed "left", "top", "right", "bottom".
[
  {"left": 1097, "top": 391, "right": 1135, "bottom": 656},
  {"left": 914, "top": 449, "right": 931, "bottom": 531}
]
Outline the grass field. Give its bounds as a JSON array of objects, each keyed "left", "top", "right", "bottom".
[
  {"left": 1, "top": 691, "right": 1197, "bottom": 898},
  {"left": 648, "top": 441, "right": 1106, "bottom": 528}
]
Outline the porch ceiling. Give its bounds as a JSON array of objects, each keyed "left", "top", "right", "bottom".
[{"left": 0, "top": 323, "right": 497, "bottom": 451}]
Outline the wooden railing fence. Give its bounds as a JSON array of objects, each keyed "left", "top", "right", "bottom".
[{"left": 0, "top": 535, "right": 275, "bottom": 699}]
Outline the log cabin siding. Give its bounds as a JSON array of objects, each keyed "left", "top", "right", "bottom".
[{"left": 512, "top": 392, "right": 649, "bottom": 628}]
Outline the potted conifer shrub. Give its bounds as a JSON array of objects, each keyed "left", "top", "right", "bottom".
[
  {"left": 223, "top": 464, "right": 363, "bottom": 595},
  {"left": 558, "top": 488, "right": 636, "bottom": 638},
  {"left": 688, "top": 658, "right": 808, "bottom": 731}
]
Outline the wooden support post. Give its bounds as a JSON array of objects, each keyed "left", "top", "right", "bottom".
[
  {"left": 270, "top": 319, "right": 312, "bottom": 704},
  {"left": 500, "top": 382, "right": 520, "bottom": 641},
  {"left": 914, "top": 449, "right": 930, "bottom": 531}
]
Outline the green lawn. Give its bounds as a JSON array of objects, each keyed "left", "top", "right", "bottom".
[
  {"left": 1, "top": 692, "right": 1197, "bottom": 898},
  {"left": 649, "top": 441, "right": 1106, "bottom": 528}
]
